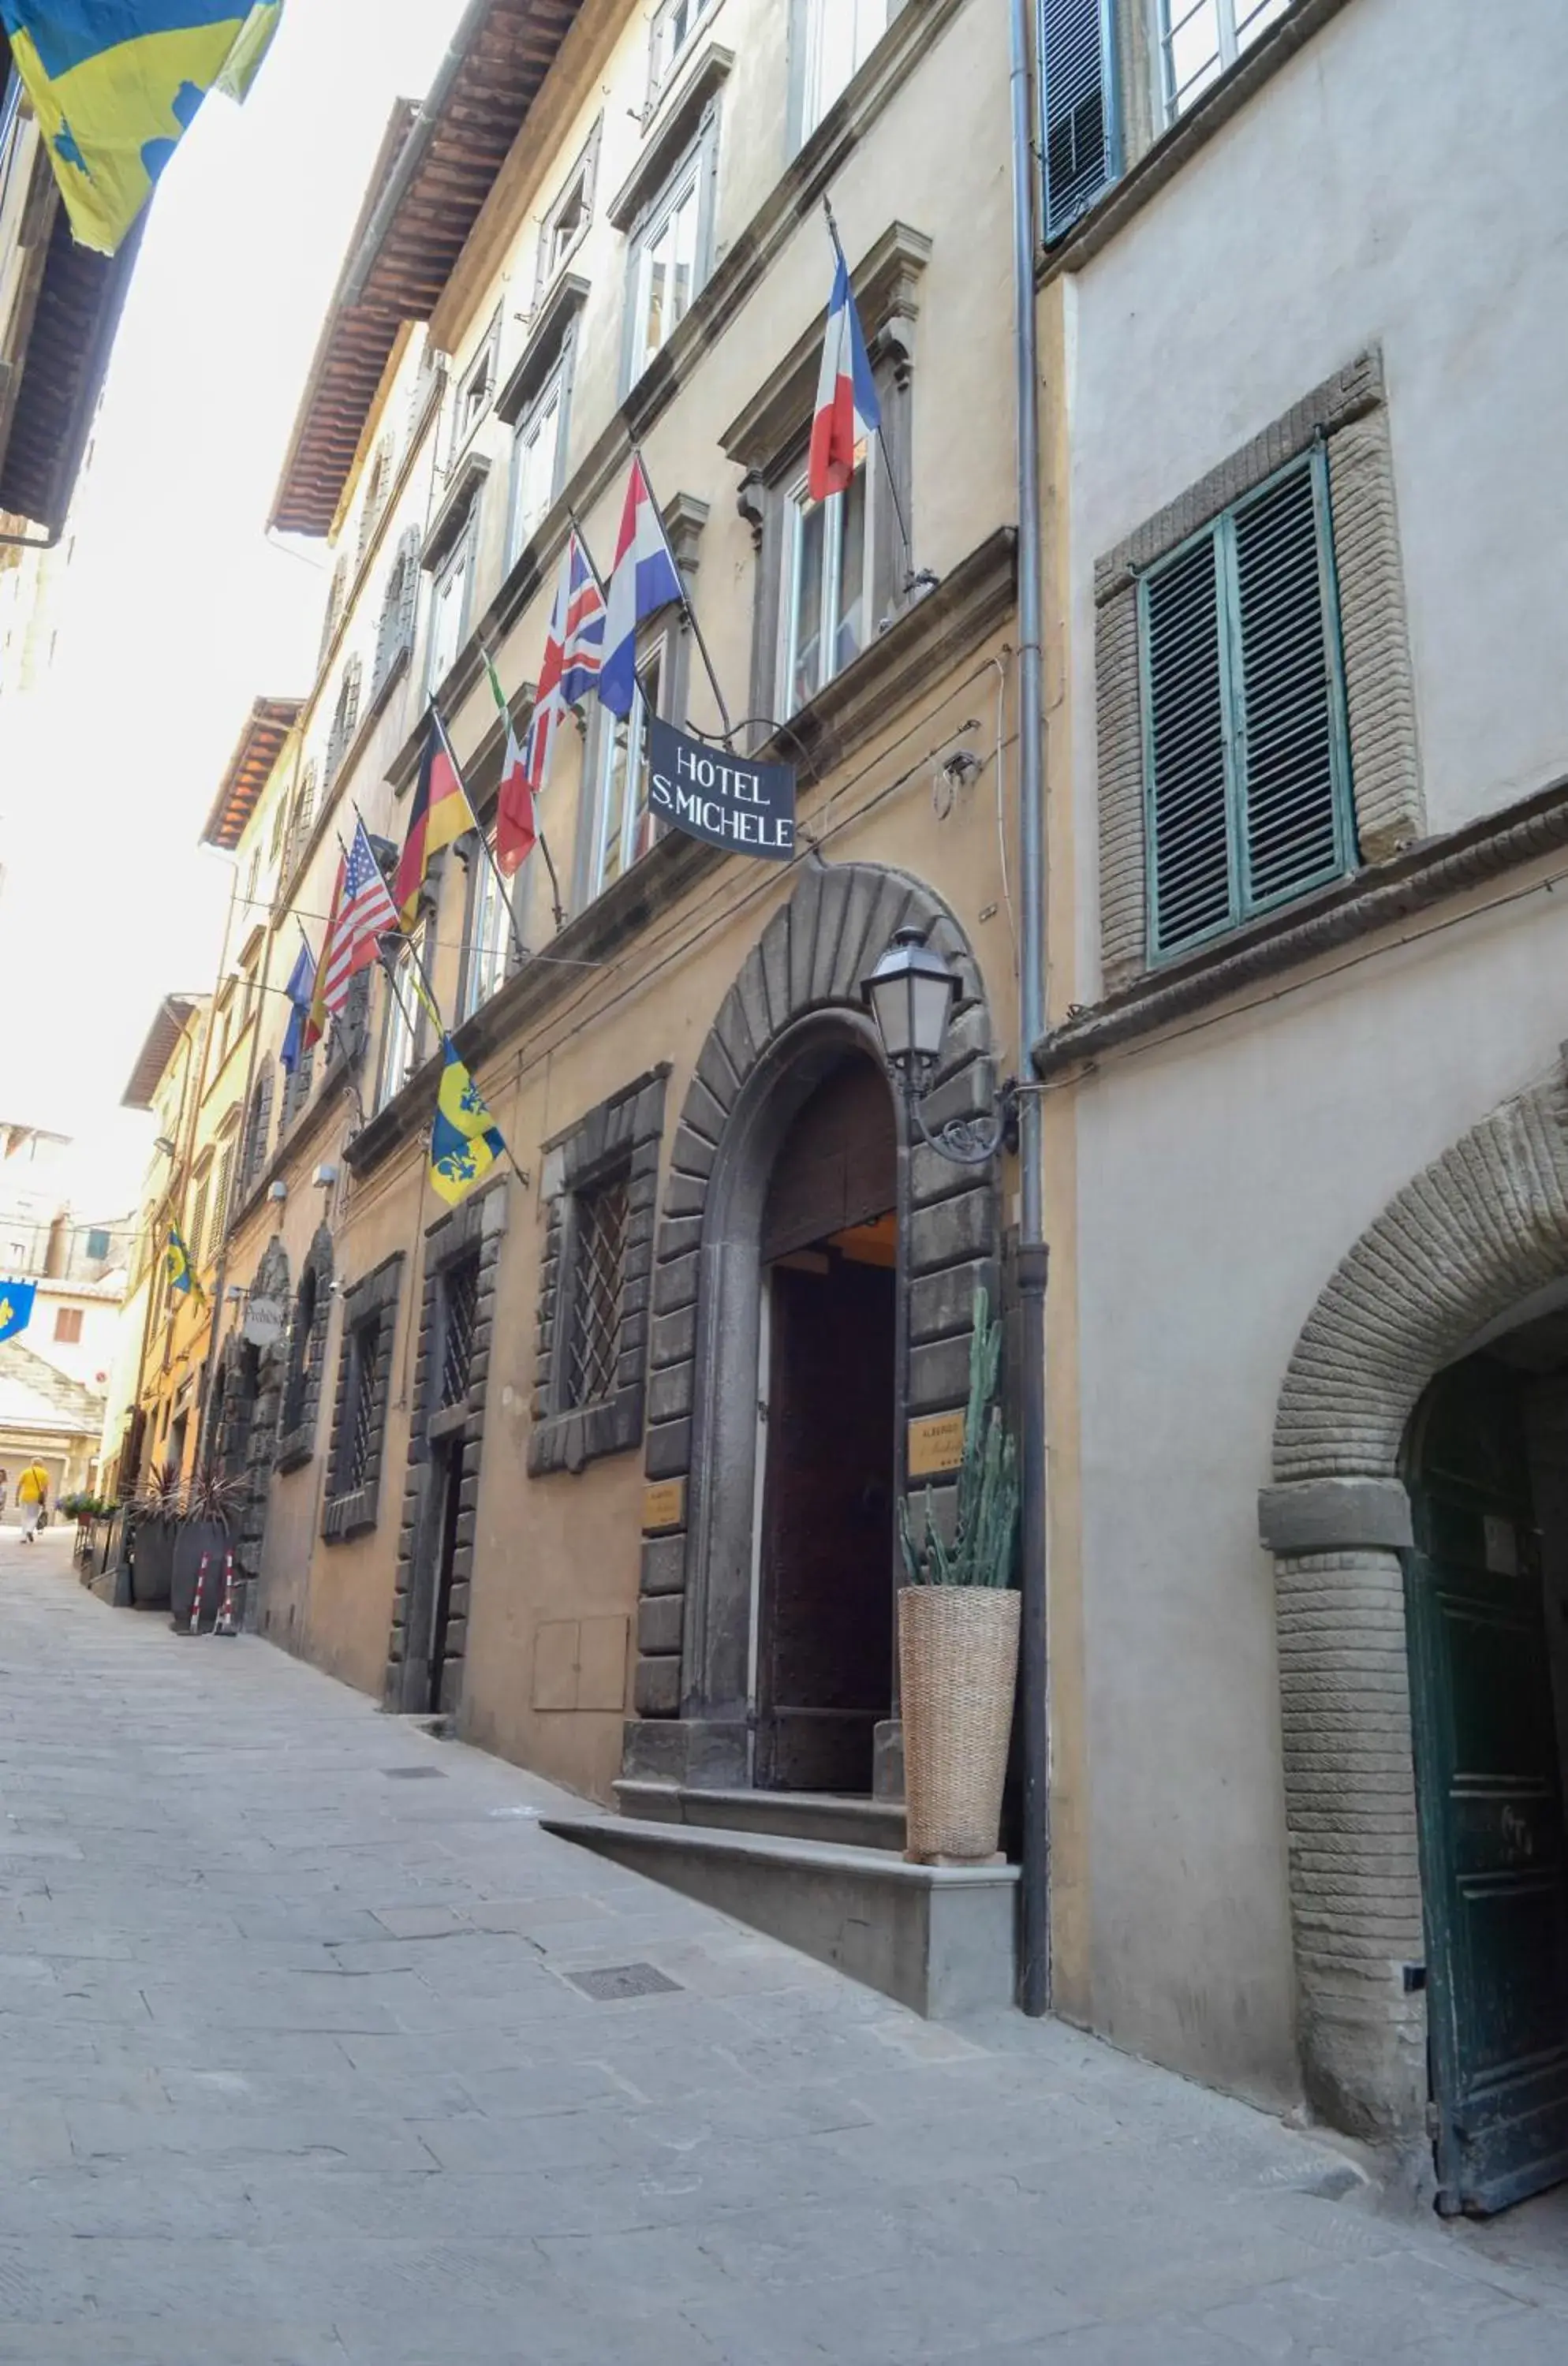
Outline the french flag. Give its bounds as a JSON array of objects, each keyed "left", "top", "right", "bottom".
[
  {"left": 599, "top": 457, "right": 683, "bottom": 718},
  {"left": 808, "top": 252, "right": 880, "bottom": 504}
]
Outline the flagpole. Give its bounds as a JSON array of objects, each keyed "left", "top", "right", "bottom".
[
  {"left": 627, "top": 450, "right": 736, "bottom": 746},
  {"left": 821, "top": 194, "right": 922, "bottom": 597},
  {"left": 473, "top": 657, "right": 567, "bottom": 935}
]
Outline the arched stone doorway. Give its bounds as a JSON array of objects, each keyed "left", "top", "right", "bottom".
[
  {"left": 1264, "top": 1062, "right": 1568, "bottom": 2204},
  {"left": 624, "top": 860, "right": 999, "bottom": 1800}
]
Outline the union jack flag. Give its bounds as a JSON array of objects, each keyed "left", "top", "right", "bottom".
[
  {"left": 320, "top": 819, "right": 400, "bottom": 1020},
  {"left": 523, "top": 528, "right": 607, "bottom": 795}
]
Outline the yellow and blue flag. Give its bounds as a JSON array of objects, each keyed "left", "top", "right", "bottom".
[
  {"left": 0, "top": 1281, "right": 37, "bottom": 1344},
  {"left": 0, "top": 3, "right": 284, "bottom": 255},
  {"left": 429, "top": 1042, "right": 507, "bottom": 1209},
  {"left": 166, "top": 1223, "right": 204, "bottom": 1308}
]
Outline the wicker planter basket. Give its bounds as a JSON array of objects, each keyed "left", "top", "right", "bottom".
[{"left": 899, "top": 1584, "right": 1020, "bottom": 1864}]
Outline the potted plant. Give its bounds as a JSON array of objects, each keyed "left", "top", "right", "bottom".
[
  {"left": 171, "top": 1467, "right": 246, "bottom": 1632},
  {"left": 129, "top": 1464, "right": 183, "bottom": 1610},
  {"left": 898, "top": 1289, "right": 1021, "bottom": 1864}
]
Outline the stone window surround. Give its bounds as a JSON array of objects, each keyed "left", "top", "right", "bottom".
[
  {"left": 384, "top": 1178, "right": 509, "bottom": 1713},
  {"left": 321, "top": 1251, "right": 402, "bottom": 1543},
  {"left": 532, "top": 119, "right": 602, "bottom": 312},
  {"left": 616, "top": 91, "right": 725, "bottom": 402},
  {"left": 1093, "top": 345, "right": 1421, "bottom": 995},
  {"left": 528, "top": 1068, "right": 669, "bottom": 1478},
  {"left": 723, "top": 220, "right": 930, "bottom": 747},
  {"left": 275, "top": 1220, "right": 334, "bottom": 1476}
]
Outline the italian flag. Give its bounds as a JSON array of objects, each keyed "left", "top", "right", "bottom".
[{"left": 486, "top": 651, "right": 536, "bottom": 878}]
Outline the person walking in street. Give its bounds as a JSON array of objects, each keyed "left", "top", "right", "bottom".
[{"left": 17, "top": 1461, "right": 49, "bottom": 1543}]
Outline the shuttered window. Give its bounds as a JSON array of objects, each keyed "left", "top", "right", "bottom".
[
  {"left": 1140, "top": 446, "right": 1353, "bottom": 961},
  {"left": 1039, "top": 0, "right": 1118, "bottom": 241}
]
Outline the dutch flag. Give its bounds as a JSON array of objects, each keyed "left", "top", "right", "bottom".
[
  {"left": 808, "top": 252, "right": 881, "bottom": 505},
  {"left": 599, "top": 458, "right": 684, "bottom": 718}
]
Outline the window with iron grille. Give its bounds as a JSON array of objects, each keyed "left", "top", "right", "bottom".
[
  {"left": 1140, "top": 447, "right": 1353, "bottom": 962},
  {"left": 439, "top": 1254, "right": 481, "bottom": 1410},
  {"left": 567, "top": 1169, "right": 630, "bottom": 1409},
  {"left": 342, "top": 1317, "right": 381, "bottom": 1493}
]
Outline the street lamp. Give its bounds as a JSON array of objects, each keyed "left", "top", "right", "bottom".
[{"left": 862, "top": 928, "right": 1016, "bottom": 1166}]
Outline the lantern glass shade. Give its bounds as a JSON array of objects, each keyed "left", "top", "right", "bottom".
[{"left": 862, "top": 928, "right": 960, "bottom": 1072}]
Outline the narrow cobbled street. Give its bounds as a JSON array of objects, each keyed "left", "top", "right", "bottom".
[{"left": 0, "top": 1535, "right": 1562, "bottom": 2366}]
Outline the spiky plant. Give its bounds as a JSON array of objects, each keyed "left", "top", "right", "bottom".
[
  {"left": 899, "top": 1288, "right": 1019, "bottom": 1588},
  {"left": 184, "top": 1467, "right": 247, "bottom": 1532},
  {"left": 135, "top": 1462, "right": 185, "bottom": 1522}
]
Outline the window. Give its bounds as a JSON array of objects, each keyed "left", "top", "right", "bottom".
[
  {"left": 799, "top": 0, "right": 890, "bottom": 142},
  {"left": 591, "top": 640, "right": 663, "bottom": 896},
  {"left": 322, "top": 1252, "right": 401, "bottom": 1539},
  {"left": 1040, "top": 0, "right": 1118, "bottom": 241},
  {"left": 454, "top": 320, "right": 500, "bottom": 457},
  {"left": 189, "top": 1174, "right": 211, "bottom": 1271},
  {"left": 325, "top": 656, "right": 363, "bottom": 788},
  {"left": 781, "top": 454, "right": 868, "bottom": 714},
  {"left": 629, "top": 157, "right": 704, "bottom": 385},
  {"left": 528, "top": 1071, "right": 667, "bottom": 1476},
  {"left": 53, "top": 1306, "right": 82, "bottom": 1345},
  {"left": 284, "top": 764, "right": 317, "bottom": 885},
  {"left": 239, "top": 1070, "right": 275, "bottom": 1195},
  {"left": 650, "top": 0, "right": 714, "bottom": 98},
  {"left": 278, "top": 1226, "right": 333, "bottom": 1469},
  {"left": 244, "top": 845, "right": 260, "bottom": 916},
  {"left": 268, "top": 793, "right": 288, "bottom": 862},
  {"left": 438, "top": 1252, "right": 482, "bottom": 1410},
  {"left": 86, "top": 1228, "right": 110, "bottom": 1263},
  {"left": 426, "top": 532, "right": 472, "bottom": 695},
  {"left": 1159, "top": 0, "right": 1290, "bottom": 119},
  {"left": 319, "top": 556, "right": 348, "bottom": 670},
  {"left": 375, "top": 924, "right": 430, "bottom": 1113},
  {"left": 357, "top": 438, "right": 393, "bottom": 567},
  {"left": 508, "top": 367, "right": 565, "bottom": 563},
  {"left": 372, "top": 529, "right": 421, "bottom": 697},
  {"left": 461, "top": 842, "right": 513, "bottom": 1021},
  {"left": 1140, "top": 448, "right": 1353, "bottom": 961}
]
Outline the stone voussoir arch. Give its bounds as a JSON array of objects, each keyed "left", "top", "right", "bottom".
[
  {"left": 1262, "top": 1058, "right": 1568, "bottom": 2144},
  {"left": 624, "top": 858, "right": 1000, "bottom": 1784}
]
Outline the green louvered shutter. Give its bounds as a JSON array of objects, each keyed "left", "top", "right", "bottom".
[
  {"left": 1234, "top": 461, "right": 1351, "bottom": 911},
  {"left": 1144, "top": 537, "right": 1233, "bottom": 955},
  {"left": 1040, "top": 0, "right": 1118, "bottom": 241}
]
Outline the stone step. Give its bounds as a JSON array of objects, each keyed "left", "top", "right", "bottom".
[
  {"left": 541, "top": 1813, "right": 1017, "bottom": 2021},
  {"left": 614, "top": 1779, "right": 905, "bottom": 1852}
]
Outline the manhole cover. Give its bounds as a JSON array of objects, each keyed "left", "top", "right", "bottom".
[
  {"left": 383, "top": 1766, "right": 446, "bottom": 1780},
  {"left": 565, "top": 1961, "right": 681, "bottom": 2002}
]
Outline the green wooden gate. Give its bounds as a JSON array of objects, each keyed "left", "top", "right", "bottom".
[{"left": 1406, "top": 1356, "right": 1568, "bottom": 2214}]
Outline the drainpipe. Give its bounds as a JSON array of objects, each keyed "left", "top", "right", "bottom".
[{"left": 1009, "top": 0, "right": 1051, "bottom": 2017}]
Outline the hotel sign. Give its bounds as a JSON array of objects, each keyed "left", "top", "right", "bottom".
[{"left": 648, "top": 718, "right": 795, "bottom": 861}]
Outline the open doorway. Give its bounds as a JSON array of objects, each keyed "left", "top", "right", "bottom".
[
  {"left": 1406, "top": 1337, "right": 1568, "bottom": 2214},
  {"left": 753, "top": 1054, "right": 898, "bottom": 1793},
  {"left": 405, "top": 1433, "right": 465, "bottom": 1719}
]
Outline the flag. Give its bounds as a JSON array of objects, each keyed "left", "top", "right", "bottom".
[
  {"left": 278, "top": 937, "right": 315, "bottom": 1075},
  {"left": 428, "top": 1041, "right": 507, "bottom": 1207},
  {"left": 0, "top": 1282, "right": 37, "bottom": 1343},
  {"left": 319, "top": 820, "right": 400, "bottom": 1021},
  {"left": 808, "top": 251, "right": 880, "bottom": 502},
  {"left": 394, "top": 712, "right": 476, "bottom": 924},
  {"left": 521, "top": 528, "right": 606, "bottom": 803},
  {"left": 303, "top": 856, "right": 344, "bottom": 1052},
  {"left": 166, "top": 1226, "right": 204, "bottom": 1308},
  {"left": 484, "top": 649, "right": 535, "bottom": 878},
  {"left": 0, "top": 3, "right": 284, "bottom": 256},
  {"left": 599, "top": 460, "right": 682, "bottom": 719}
]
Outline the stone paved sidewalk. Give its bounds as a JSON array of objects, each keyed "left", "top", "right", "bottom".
[{"left": 1, "top": 1532, "right": 1566, "bottom": 2364}]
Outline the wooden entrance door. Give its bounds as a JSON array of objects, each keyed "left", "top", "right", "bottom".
[
  {"left": 407, "top": 1435, "right": 464, "bottom": 1718},
  {"left": 756, "top": 1253, "right": 895, "bottom": 1791},
  {"left": 1407, "top": 1356, "right": 1568, "bottom": 2213}
]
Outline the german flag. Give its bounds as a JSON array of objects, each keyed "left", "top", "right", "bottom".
[{"left": 394, "top": 711, "right": 476, "bottom": 926}]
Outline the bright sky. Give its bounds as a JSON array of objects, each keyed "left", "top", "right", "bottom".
[{"left": 0, "top": 0, "right": 469, "bottom": 1216}]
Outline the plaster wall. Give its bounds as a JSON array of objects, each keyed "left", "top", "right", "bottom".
[{"left": 1063, "top": 0, "right": 1568, "bottom": 1009}]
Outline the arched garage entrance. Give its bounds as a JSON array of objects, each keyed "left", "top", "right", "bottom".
[{"left": 1264, "top": 1065, "right": 1568, "bottom": 2212}]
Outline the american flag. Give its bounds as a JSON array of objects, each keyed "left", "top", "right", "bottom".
[
  {"left": 320, "top": 819, "right": 401, "bottom": 1019},
  {"left": 522, "top": 528, "right": 607, "bottom": 794}
]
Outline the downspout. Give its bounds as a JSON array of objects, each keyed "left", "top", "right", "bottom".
[{"left": 1009, "top": 0, "right": 1051, "bottom": 2017}]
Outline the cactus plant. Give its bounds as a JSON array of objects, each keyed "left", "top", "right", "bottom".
[{"left": 899, "top": 1288, "right": 1019, "bottom": 1588}]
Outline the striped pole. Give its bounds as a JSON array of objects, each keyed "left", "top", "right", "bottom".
[
  {"left": 215, "top": 1551, "right": 239, "bottom": 1637},
  {"left": 188, "top": 1551, "right": 211, "bottom": 1636}
]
